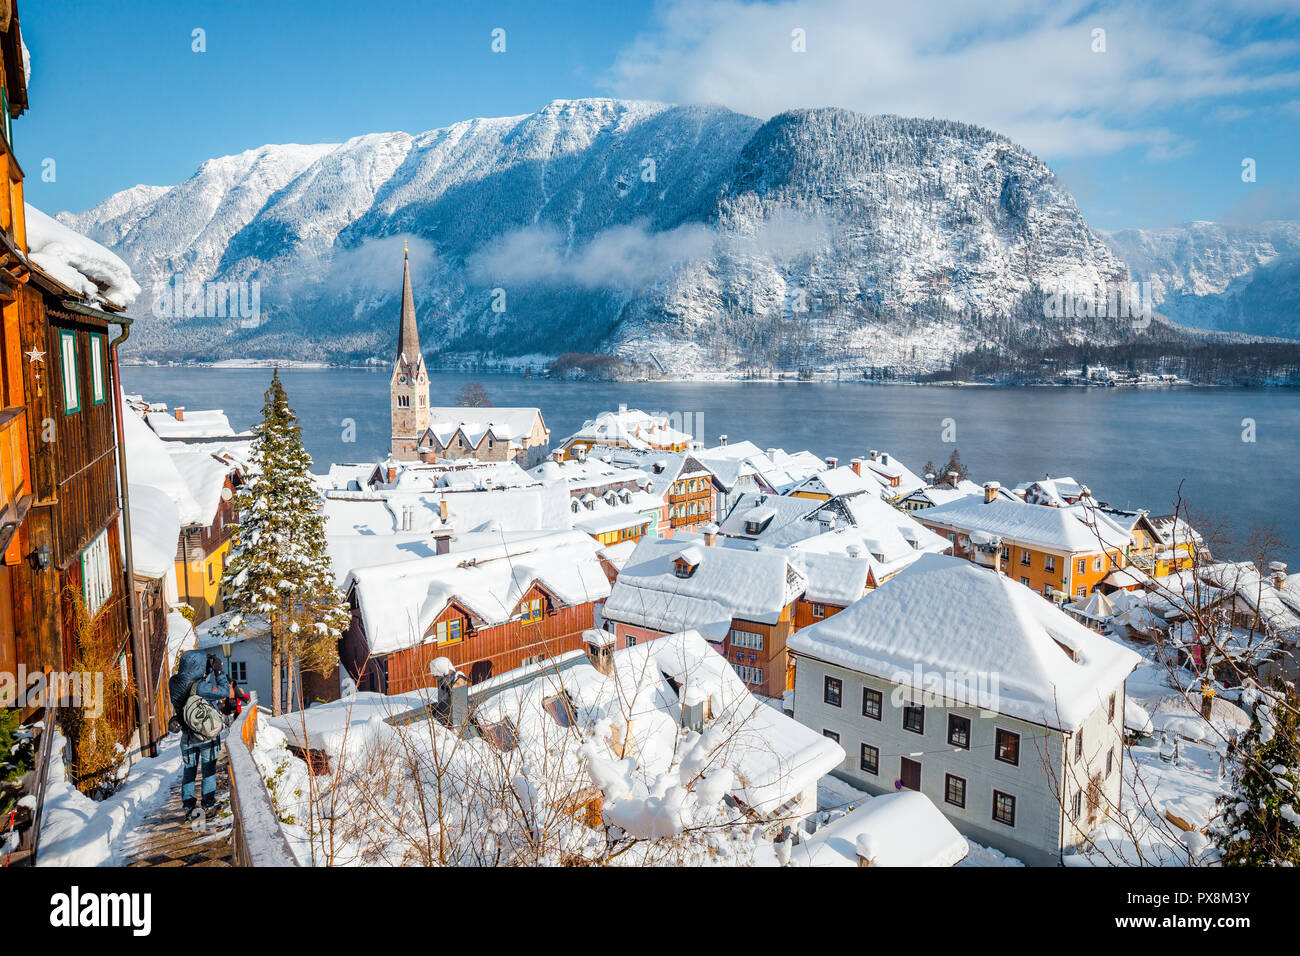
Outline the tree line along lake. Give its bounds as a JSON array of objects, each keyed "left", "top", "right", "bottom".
[{"left": 121, "top": 366, "right": 1300, "bottom": 567}]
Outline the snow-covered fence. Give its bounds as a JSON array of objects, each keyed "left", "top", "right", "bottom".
[
  {"left": 6, "top": 702, "right": 56, "bottom": 866},
  {"left": 227, "top": 693, "right": 298, "bottom": 867}
]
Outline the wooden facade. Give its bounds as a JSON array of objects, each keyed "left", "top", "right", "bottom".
[{"left": 344, "top": 582, "right": 597, "bottom": 695}]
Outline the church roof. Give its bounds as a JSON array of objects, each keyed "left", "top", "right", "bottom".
[{"left": 396, "top": 249, "right": 421, "bottom": 368}]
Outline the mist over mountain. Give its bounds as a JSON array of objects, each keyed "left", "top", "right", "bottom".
[{"left": 61, "top": 97, "right": 1234, "bottom": 374}]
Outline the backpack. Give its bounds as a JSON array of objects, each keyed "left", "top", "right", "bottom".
[{"left": 181, "top": 679, "right": 224, "bottom": 740}]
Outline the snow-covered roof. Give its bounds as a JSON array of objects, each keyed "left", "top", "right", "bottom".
[
  {"left": 126, "top": 483, "right": 180, "bottom": 580},
  {"left": 169, "top": 451, "right": 236, "bottom": 527},
  {"left": 122, "top": 407, "right": 202, "bottom": 526},
  {"left": 26, "top": 203, "right": 141, "bottom": 308},
  {"left": 346, "top": 530, "right": 612, "bottom": 655},
  {"left": 789, "top": 791, "right": 968, "bottom": 867},
  {"left": 322, "top": 483, "right": 572, "bottom": 537},
  {"left": 921, "top": 495, "right": 1132, "bottom": 553},
  {"left": 788, "top": 554, "right": 1142, "bottom": 731},
  {"left": 789, "top": 466, "right": 879, "bottom": 500},
  {"left": 145, "top": 408, "right": 242, "bottom": 440},
  {"left": 603, "top": 534, "right": 807, "bottom": 633},
  {"left": 565, "top": 408, "right": 692, "bottom": 451}
]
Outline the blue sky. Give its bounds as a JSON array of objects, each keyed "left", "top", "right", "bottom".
[{"left": 18, "top": 0, "right": 1300, "bottom": 230}]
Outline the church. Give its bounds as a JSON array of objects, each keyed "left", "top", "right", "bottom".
[{"left": 389, "top": 251, "right": 550, "bottom": 466}]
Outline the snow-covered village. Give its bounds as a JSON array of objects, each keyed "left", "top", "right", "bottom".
[{"left": 2, "top": 0, "right": 1299, "bottom": 931}]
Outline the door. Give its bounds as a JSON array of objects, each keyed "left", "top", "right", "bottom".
[
  {"left": 470, "top": 659, "right": 493, "bottom": 684},
  {"left": 900, "top": 757, "right": 921, "bottom": 791}
]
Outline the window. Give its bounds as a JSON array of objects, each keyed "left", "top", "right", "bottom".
[
  {"left": 735, "top": 664, "right": 764, "bottom": 685},
  {"left": 993, "top": 790, "right": 1016, "bottom": 827},
  {"left": 1076, "top": 586, "right": 1086, "bottom": 598},
  {"left": 822, "top": 729, "right": 840, "bottom": 744},
  {"left": 543, "top": 693, "right": 576, "bottom": 728},
  {"left": 80, "top": 530, "right": 113, "bottom": 616},
  {"left": 520, "top": 597, "right": 544, "bottom": 623},
  {"left": 230, "top": 661, "right": 248, "bottom": 683},
  {"left": 1071, "top": 790, "right": 1083, "bottom": 821},
  {"left": 674, "top": 559, "right": 695, "bottom": 578},
  {"left": 1020, "top": 549, "right": 1032, "bottom": 567},
  {"left": 730, "top": 628, "right": 763, "bottom": 651},
  {"left": 810, "top": 602, "right": 826, "bottom": 619},
  {"left": 902, "top": 704, "right": 924, "bottom": 735},
  {"left": 1001, "top": 545, "right": 1010, "bottom": 563},
  {"left": 89, "top": 334, "right": 107, "bottom": 405},
  {"left": 995, "top": 728, "right": 1020, "bottom": 765},
  {"left": 60, "top": 330, "right": 80, "bottom": 413},
  {"left": 625, "top": 635, "right": 638, "bottom": 648},
  {"left": 861, "top": 687, "right": 882, "bottom": 720},
  {"left": 435, "top": 618, "right": 463, "bottom": 644},
  {"left": 1020, "top": 576, "right": 1030, "bottom": 586},
  {"left": 1106, "top": 747, "right": 1114, "bottom": 777},
  {"left": 823, "top": 676, "right": 842, "bottom": 707},
  {"left": 1108, "top": 693, "right": 1116, "bottom": 722},
  {"left": 944, "top": 773, "right": 966, "bottom": 809},
  {"left": 1077, "top": 558, "right": 1086, "bottom": 575},
  {"left": 1042, "top": 583, "right": 1054, "bottom": 598},
  {"left": 860, "top": 743, "right": 879, "bottom": 775},
  {"left": 1044, "top": 555, "right": 1056, "bottom": 573},
  {"left": 948, "top": 713, "right": 971, "bottom": 749},
  {"left": 1094, "top": 555, "right": 1103, "bottom": 572},
  {"left": 1074, "top": 729, "right": 1083, "bottom": 762}
]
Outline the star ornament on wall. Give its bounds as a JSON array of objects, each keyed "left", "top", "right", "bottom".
[{"left": 25, "top": 347, "right": 45, "bottom": 364}]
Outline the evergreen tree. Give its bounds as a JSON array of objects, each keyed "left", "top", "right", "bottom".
[
  {"left": 219, "top": 370, "right": 349, "bottom": 715},
  {"left": 1210, "top": 683, "right": 1300, "bottom": 866},
  {"left": 941, "top": 448, "right": 969, "bottom": 481}
]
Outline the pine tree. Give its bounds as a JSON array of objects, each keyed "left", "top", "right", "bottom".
[
  {"left": 1210, "top": 683, "right": 1300, "bottom": 866},
  {"left": 218, "top": 370, "right": 349, "bottom": 715}
]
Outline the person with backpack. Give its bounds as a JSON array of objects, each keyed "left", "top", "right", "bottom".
[{"left": 168, "top": 649, "right": 231, "bottom": 821}]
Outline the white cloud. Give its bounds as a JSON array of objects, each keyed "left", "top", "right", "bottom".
[{"left": 604, "top": 0, "right": 1300, "bottom": 160}]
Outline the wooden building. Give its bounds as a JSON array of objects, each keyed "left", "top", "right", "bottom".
[{"left": 340, "top": 530, "right": 613, "bottom": 695}]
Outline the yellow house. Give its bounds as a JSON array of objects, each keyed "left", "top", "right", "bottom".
[
  {"left": 1130, "top": 514, "right": 1203, "bottom": 577},
  {"left": 172, "top": 459, "right": 241, "bottom": 621}
]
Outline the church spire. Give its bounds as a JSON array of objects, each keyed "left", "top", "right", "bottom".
[{"left": 396, "top": 244, "right": 421, "bottom": 367}]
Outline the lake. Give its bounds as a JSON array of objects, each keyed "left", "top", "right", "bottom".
[{"left": 121, "top": 366, "right": 1300, "bottom": 565}]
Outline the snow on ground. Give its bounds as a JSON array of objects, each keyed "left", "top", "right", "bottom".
[
  {"left": 37, "top": 731, "right": 184, "bottom": 867},
  {"left": 1066, "top": 632, "right": 1234, "bottom": 867},
  {"left": 814, "top": 769, "right": 1023, "bottom": 866}
]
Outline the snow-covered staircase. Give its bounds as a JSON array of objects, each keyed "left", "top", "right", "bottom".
[{"left": 116, "top": 753, "right": 233, "bottom": 867}]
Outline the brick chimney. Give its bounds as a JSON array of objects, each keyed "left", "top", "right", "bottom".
[
  {"left": 173, "top": 406, "right": 185, "bottom": 421},
  {"left": 1270, "top": 561, "right": 1288, "bottom": 591},
  {"left": 386, "top": 465, "right": 398, "bottom": 483},
  {"left": 701, "top": 522, "right": 719, "bottom": 547},
  {"left": 850, "top": 458, "right": 863, "bottom": 476},
  {"left": 983, "top": 481, "right": 1000, "bottom": 504},
  {"left": 433, "top": 529, "right": 453, "bottom": 556},
  {"left": 439, "top": 497, "right": 449, "bottom": 521}
]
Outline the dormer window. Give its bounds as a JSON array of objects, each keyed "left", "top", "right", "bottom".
[
  {"left": 745, "top": 521, "right": 762, "bottom": 535},
  {"left": 674, "top": 559, "right": 695, "bottom": 578}
]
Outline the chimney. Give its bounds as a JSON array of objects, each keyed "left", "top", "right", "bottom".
[
  {"left": 1270, "top": 561, "right": 1287, "bottom": 591},
  {"left": 947, "top": 471, "right": 960, "bottom": 488},
  {"left": 881, "top": 453, "right": 890, "bottom": 466},
  {"left": 386, "top": 465, "right": 398, "bottom": 483},
  {"left": 719, "top": 434, "right": 728, "bottom": 447},
  {"left": 680, "top": 682, "right": 710, "bottom": 734},
  {"left": 433, "top": 530, "right": 453, "bottom": 556},
  {"left": 439, "top": 497, "right": 449, "bottom": 521},
  {"left": 766, "top": 448, "right": 778, "bottom": 460},
  {"left": 850, "top": 458, "right": 863, "bottom": 476},
  {"left": 855, "top": 832, "right": 879, "bottom": 867},
  {"left": 869, "top": 450, "right": 879, "bottom": 461},
  {"left": 173, "top": 406, "right": 185, "bottom": 421},
  {"left": 582, "top": 628, "right": 616, "bottom": 676},
  {"left": 550, "top": 449, "right": 564, "bottom": 463},
  {"left": 983, "top": 481, "right": 1000, "bottom": 504},
  {"left": 701, "top": 522, "right": 719, "bottom": 547},
  {"left": 826, "top": 456, "right": 838, "bottom": 470}
]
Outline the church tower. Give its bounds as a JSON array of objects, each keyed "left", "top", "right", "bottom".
[{"left": 389, "top": 246, "right": 430, "bottom": 459}]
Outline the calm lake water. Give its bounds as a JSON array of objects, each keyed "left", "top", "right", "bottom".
[{"left": 122, "top": 367, "right": 1300, "bottom": 565}]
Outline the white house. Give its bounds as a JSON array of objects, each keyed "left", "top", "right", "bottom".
[{"left": 787, "top": 553, "right": 1141, "bottom": 866}]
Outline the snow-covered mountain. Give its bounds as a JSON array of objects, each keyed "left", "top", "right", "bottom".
[
  {"left": 62, "top": 98, "right": 1164, "bottom": 372},
  {"left": 1102, "top": 221, "right": 1300, "bottom": 340}
]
